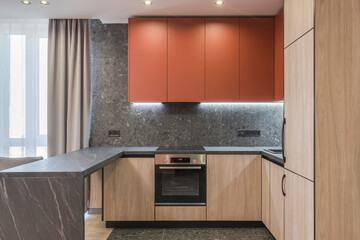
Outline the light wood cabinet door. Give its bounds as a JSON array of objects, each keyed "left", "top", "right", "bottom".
[
  {"left": 284, "top": 30, "right": 314, "bottom": 181},
  {"left": 269, "top": 163, "right": 285, "bottom": 240},
  {"left": 103, "top": 158, "right": 155, "bottom": 221},
  {"left": 261, "top": 159, "right": 270, "bottom": 229},
  {"left": 285, "top": 170, "right": 314, "bottom": 240},
  {"left": 284, "top": 0, "right": 314, "bottom": 47},
  {"left": 155, "top": 206, "right": 206, "bottom": 221},
  {"left": 207, "top": 155, "right": 261, "bottom": 221}
]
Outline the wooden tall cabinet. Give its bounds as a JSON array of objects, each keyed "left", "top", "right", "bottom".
[
  {"left": 284, "top": 170, "right": 314, "bottom": 240},
  {"left": 284, "top": 30, "right": 314, "bottom": 181},
  {"left": 207, "top": 155, "right": 261, "bottom": 221},
  {"left": 103, "top": 158, "right": 155, "bottom": 221}
]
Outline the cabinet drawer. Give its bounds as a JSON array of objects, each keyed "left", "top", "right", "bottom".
[{"left": 155, "top": 206, "right": 206, "bottom": 221}]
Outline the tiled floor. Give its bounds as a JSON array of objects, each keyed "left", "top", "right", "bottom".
[{"left": 107, "top": 228, "right": 275, "bottom": 240}]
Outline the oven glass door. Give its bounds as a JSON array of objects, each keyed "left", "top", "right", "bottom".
[{"left": 155, "top": 165, "right": 206, "bottom": 205}]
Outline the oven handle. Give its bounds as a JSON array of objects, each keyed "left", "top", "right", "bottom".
[{"left": 159, "top": 166, "right": 202, "bottom": 170}]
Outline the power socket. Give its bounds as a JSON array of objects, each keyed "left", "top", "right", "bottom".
[
  {"left": 108, "top": 130, "right": 120, "bottom": 137},
  {"left": 238, "top": 130, "right": 261, "bottom": 137}
]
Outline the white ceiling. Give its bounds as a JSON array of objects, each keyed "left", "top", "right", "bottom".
[{"left": 0, "top": 0, "right": 283, "bottom": 24}]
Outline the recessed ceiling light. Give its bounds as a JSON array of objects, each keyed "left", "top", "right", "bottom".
[
  {"left": 40, "top": 0, "right": 49, "bottom": 5},
  {"left": 143, "top": 0, "right": 152, "bottom": 5},
  {"left": 215, "top": 0, "right": 224, "bottom": 6},
  {"left": 21, "top": 0, "right": 31, "bottom": 5}
]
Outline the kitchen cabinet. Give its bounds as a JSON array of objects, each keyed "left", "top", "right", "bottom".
[
  {"left": 284, "top": 0, "right": 314, "bottom": 47},
  {"left": 284, "top": 170, "right": 314, "bottom": 240},
  {"left": 168, "top": 18, "right": 205, "bottom": 102},
  {"left": 205, "top": 18, "right": 240, "bottom": 102},
  {"left": 274, "top": 9, "right": 284, "bottom": 101},
  {"left": 262, "top": 159, "right": 284, "bottom": 240},
  {"left": 239, "top": 18, "right": 275, "bottom": 102},
  {"left": 284, "top": 30, "right": 314, "bottom": 181},
  {"left": 269, "top": 162, "right": 285, "bottom": 240},
  {"left": 207, "top": 155, "right": 261, "bottom": 221},
  {"left": 155, "top": 206, "right": 206, "bottom": 221},
  {"left": 128, "top": 18, "right": 168, "bottom": 102},
  {"left": 103, "top": 158, "right": 154, "bottom": 221},
  {"left": 89, "top": 170, "right": 102, "bottom": 210}
]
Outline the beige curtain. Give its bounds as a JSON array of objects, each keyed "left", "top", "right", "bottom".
[
  {"left": 47, "top": 19, "right": 91, "bottom": 157},
  {"left": 47, "top": 19, "right": 91, "bottom": 212}
]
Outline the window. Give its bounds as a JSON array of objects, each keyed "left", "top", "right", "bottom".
[{"left": 0, "top": 20, "right": 48, "bottom": 158}]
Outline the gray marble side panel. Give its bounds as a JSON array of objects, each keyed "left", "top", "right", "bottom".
[{"left": 0, "top": 177, "right": 83, "bottom": 240}]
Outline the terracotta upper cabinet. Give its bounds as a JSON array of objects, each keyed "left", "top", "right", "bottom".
[
  {"left": 274, "top": 9, "right": 284, "bottom": 101},
  {"left": 168, "top": 18, "right": 205, "bottom": 102},
  {"left": 240, "top": 18, "right": 275, "bottom": 102},
  {"left": 128, "top": 18, "right": 168, "bottom": 102},
  {"left": 205, "top": 18, "right": 240, "bottom": 102}
]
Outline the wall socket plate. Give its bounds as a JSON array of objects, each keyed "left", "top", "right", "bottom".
[
  {"left": 108, "top": 130, "right": 121, "bottom": 137},
  {"left": 238, "top": 130, "right": 261, "bottom": 137}
]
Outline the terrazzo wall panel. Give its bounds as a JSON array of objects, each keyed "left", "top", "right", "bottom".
[{"left": 89, "top": 19, "right": 283, "bottom": 147}]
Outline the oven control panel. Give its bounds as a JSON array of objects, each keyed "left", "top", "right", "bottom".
[{"left": 155, "top": 154, "right": 206, "bottom": 165}]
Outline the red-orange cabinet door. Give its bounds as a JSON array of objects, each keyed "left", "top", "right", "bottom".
[
  {"left": 240, "top": 18, "right": 275, "bottom": 102},
  {"left": 128, "top": 18, "right": 167, "bottom": 102},
  {"left": 275, "top": 9, "right": 284, "bottom": 101},
  {"left": 168, "top": 18, "right": 205, "bottom": 102},
  {"left": 205, "top": 18, "right": 240, "bottom": 102}
]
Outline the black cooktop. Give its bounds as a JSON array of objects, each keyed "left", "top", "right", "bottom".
[{"left": 156, "top": 146, "right": 205, "bottom": 151}]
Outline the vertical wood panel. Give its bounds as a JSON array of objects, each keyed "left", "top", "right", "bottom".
[
  {"left": 284, "top": 30, "right": 314, "bottom": 180},
  {"left": 128, "top": 18, "right": 167, "bottom": 102},
  {"left": 205, "top": 18, "right": 240, "bottom": 102},
  {"left": 285, "top": 170, "right": 314, "bottom": 240},
  {"left": 261, "top": 159, "right": 270, "bottom": 229},
  {"left": 89, "top": 170, "right": 102, "bottom": 209},
  {"left": 104, "top": 158, "right": 154, "bottom": 221},
  {"left": 284, "top": 0, "right": 314, "bottom": 47},
  {"left": 315, "top": 0, "right": 360, "bottom": 239},
  {"left": 207, "top": 155, "right": 261, "bottom": 221},
  {"left": 274, "top": 9, "right": 284, "bottom": 101},
  {"left": 240, "top": 18, "right": 274, "bottom": 102},
  {"left": 168, "top": 18, "right": 205, "bottom": 102}
]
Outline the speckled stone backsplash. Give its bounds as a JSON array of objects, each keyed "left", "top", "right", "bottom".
[{"left": 89, "top": 19, "right": 283, "bottom": 147}]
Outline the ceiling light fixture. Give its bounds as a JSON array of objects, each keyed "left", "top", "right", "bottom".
[
  {"left": 143, "top": 0, "right": 152, "bottom": 6},
  {"left": 40, "top": 0, "right": 49, "bottom": 5},
  {"left": 21, "top": 0, "right": 31, "bottom": 5},
  {"left": 215, "top": 0, "right": 224, "bottom": 6}
]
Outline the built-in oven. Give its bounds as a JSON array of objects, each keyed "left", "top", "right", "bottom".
[{"left": 155, "top": 154, "right": 206, "bottom": 206}]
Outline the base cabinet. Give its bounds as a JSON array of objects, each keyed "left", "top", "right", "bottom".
[
  {"left": 207, "top": 155, "right": 261, "bottom": 221},
  {"left": 262, "top": 159, "right": 285, "bottom": 240},
  {"left": 103, "top": 158, "right": 155, "bottom": 221}
]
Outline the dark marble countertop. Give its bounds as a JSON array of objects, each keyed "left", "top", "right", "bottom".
[{"left": 0, "top": 146, "right": 283, "bottom": 178}]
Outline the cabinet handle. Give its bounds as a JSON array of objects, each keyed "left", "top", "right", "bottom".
[
  {"left": 282, "top": 174, "right": 286, "bottom": 196},
  {"left": 282, "top": 118, "right": 286, "bottom": 163},
  {"left": 159, "top": 166, "right": 202, "bottom": 170}
]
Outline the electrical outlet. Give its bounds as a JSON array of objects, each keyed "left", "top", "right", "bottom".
[
  {"left": 108, "top": 130, "right": 120, "bottom": 137},
  {"left": 238, "top": 130, "right": 261, "bottom": 137}
]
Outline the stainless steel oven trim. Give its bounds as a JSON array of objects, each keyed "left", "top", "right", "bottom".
[
  {"left": 155, "top": 154, "right": 206, "bottom": 165},
  {"left": 159, "top": 166, "right": 202, "bottom": 170}
]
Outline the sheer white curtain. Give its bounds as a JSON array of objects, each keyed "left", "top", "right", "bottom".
[{"left": 0, "top": 19, "right": 48, "bottom": 158}]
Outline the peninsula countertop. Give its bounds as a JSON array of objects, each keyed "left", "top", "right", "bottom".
[{"left": 0, "top": 146, "right": 283, "bottom": 178}]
